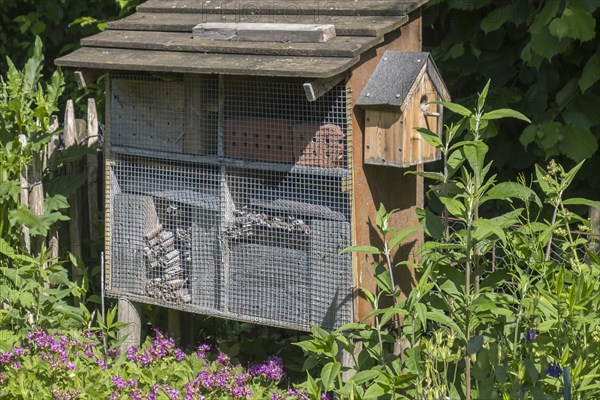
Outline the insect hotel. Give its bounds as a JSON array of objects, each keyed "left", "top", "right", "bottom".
[{"left": 56, "top": 0, "right": 449, "bottom": 343}]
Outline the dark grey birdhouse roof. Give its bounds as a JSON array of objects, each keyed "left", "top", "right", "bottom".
[
  {"left": 356, "top": 51, "right": 450, "bottom": 109},
  {"left": 55, "top": 0, "right": 428, "bottom": 78}
]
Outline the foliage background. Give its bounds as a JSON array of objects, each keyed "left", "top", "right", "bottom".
[
  {"left": 1, "top": 0, "right": 598, "bottom": 200},
  {"left": 424, "top": 0, "right": 600, "bottom": 198}
]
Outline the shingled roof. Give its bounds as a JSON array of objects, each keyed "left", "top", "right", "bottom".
[{"left": 55, "top": 0, "right": 427, "bottom": 78}]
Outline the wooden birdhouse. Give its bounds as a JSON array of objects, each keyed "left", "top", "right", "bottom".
[
  {"left": 55, "top": 0, "right": 449, "bottom": 345},
  {"left": 357, "top": 51, "right": 450, "bottom": 167}
]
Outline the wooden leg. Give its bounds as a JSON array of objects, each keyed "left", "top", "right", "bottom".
[
  {"left": 117, "top": 298, "right": 142, "bottom": 354},
  {"left": 168, "top": 308, "right": 182, "bottom": 340},
  {"left": 339, "top": 339, "right": 362, "bottom": 383}
]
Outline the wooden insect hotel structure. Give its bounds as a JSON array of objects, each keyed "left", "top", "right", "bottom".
[{"left": 56, "top": 0, "right": 449, "bottom": 340}]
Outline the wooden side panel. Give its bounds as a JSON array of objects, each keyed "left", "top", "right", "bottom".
[{"left": 349, "top": 10, "right": 424, "bottom": 323}]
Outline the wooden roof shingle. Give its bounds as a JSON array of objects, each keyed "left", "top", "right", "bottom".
[{"left": 55, "top": 0, "right": 426, "bottom": 78}]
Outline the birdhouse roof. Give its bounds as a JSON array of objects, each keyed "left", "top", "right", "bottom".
[
  {"left": 356, "top": 51, "right": 450, "bottom": 108},
  {"left": 55, "top": 0, "right": 428, "bottom": 78}
]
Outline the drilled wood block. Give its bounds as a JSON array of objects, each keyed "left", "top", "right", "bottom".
[
  {"left": 224, "top": 118, "right": 293, "bottom": 163},
  {"left": 110, "top": 78, "right": 184, "bottom": 153}
]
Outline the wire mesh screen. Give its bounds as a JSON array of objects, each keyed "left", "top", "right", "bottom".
[{"left": 107, "top": 73, "right": 353, "bottom": 331}]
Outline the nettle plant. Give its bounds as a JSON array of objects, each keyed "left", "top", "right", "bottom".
[{"left": 296, "top": 82, "right": 600, "bottom": 400}]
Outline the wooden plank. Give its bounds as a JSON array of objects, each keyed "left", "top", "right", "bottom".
[
  {"left": 193, "top": 22, "right": 336, "bottom": 43},
  {"left": 83, "top": 30, "right": 379, "bottom": 58},
  {"left": 56, "top": 47, "right": 359, "bottom": 79},
  {"left": 137, "top": 0, "right": 427, "bottom": 16},
  {"left": 107, "top": 13, "right": 409, "bottom": 38},
  {"left": 303, "top": 73, "right": 345, "bottom": 101}
]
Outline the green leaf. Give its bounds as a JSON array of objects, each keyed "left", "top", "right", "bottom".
[
  {"left": 434, "top": 101, "right": 472, "bottom": 117},
  {"left": 416, "top": 208, "right": 444, "bottom": 240},
  {"left": 416, "top": 128, "right": 443, "bottom": 149},
  {"left": 550, "top": 6, "right": 596, "bottom": 42},
  {"left": 320, "top": 361, "right": 341, "bottom": 392},
  {"left": 447, "top": 149, "right": 465, "bottom": 177},
  {"left": 559, "top": 126, "right": 598, "bottom": 162},
  {"left": 483, "top": 182, "right": 541, "bottom": 207},
  {"left": 478, "top": 79, "right": 491, "bottom": 112},
  {"left": 462, "top": 141, "right": 489, "bottom": 180},
  {"left": 45, "top": 195, "right": 69, "bottom": 212},
  {"left": 8, "top": 206, "right": 51, "bottom": 236},
  {"left": 473, "top": 218, "right": 507, "bottom": 245},
  {"left": 340, "top": 245, "right": 381, "bottom": 255},
  {"left": 579, "top": 54, "right": 600, "bottom": 93},
  {"left": 482, "top": 108, "right": 531, "bottom": 122},
  {"left": 388, "top": 227, "right": 419, "bottom": 251},
  {"left": 563, "top": 198, "right": 600, "bottom": 210},
  {"left": 363, "top": 383, "right": 386, "bottom": 399},
  {"left": 350, "top": 370, "right": 381, "bottom": 385},
  {"left": 374, "top": 263, "right": 393, "bottom": 294},
  {"left": 481, "top": 6, "right": 510, "bottom": 33},
  {"left": 426, "top": 309, "right": 462, "bottom": 335},
  {"left": 414, "top": 303, "right": 427, "bottom": 330},
  {"left": 467, "top": 335, "right": 484, "bottom": 355},
  {"left": 439, "top": 197, "right": 466, "bottom": 219}
]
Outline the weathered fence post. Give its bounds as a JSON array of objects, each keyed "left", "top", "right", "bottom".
[
  {"left": 87, "top": 99, "right": 100, "bottom": 260},
  {"left": 64, "top": 100, "right": 84, "bottom": 279},
  {"left": 46, "top": 116, "right": 60, "bottom": 262},
  {"left": 19, "top": 167, "right": 30, "bottom": 253},
  {"left": 591, "top": 204, "right": 600, "bottom": 255}
]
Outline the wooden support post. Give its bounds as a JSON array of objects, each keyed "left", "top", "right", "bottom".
[
  {"left": 167, "top": 308, "right": 182, "bottom": 340},
  {"left": 117, "top": 298, "right": 142, "bottom": 354},
  {"left": 87, "top": 99, "right": 100, "bottom": 260},
  {"left": 303, "top": 73, "right": 344, "bottom": 102}
]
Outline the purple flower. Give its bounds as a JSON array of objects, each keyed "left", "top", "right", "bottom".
[
  {"left": 545, "top": 362, "right": 562, "bottom": 378},
  {"left": 174, "top": 348, "right": 186, "bottom": 362},
  {"left": 524, "top": 328, "right": 536, "bottom": 343},
  {"left": 66, "top": 362, "right": 75, "bottom": 370},
  {"left": 112, "top": 374, "right": 127, "bottom": 390},
  {"left": 217, "top": 352, "right": 230, "bottom": 364}
]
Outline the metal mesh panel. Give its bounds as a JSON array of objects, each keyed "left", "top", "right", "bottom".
[{"left": 106, "top": 74, "right": 353, "bottom": 331}]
